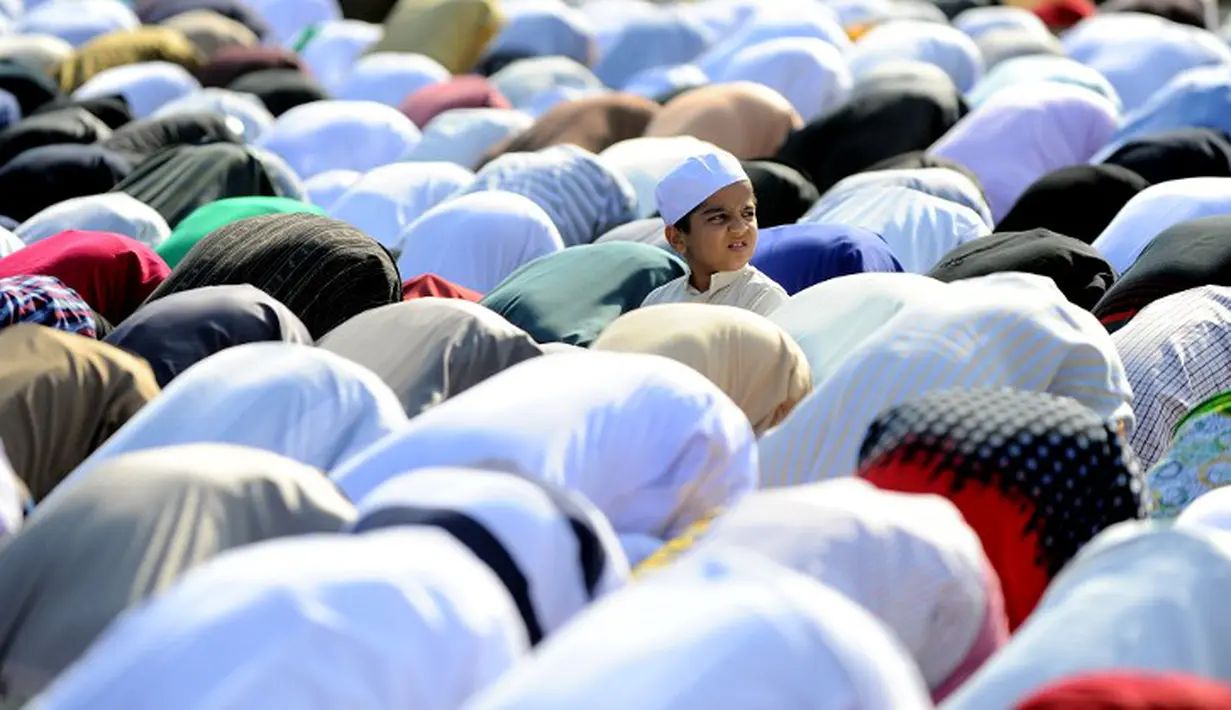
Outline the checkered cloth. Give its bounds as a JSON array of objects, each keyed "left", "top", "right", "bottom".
[{"left": 0, "top": 275, "right": 97, "bottom": 338}]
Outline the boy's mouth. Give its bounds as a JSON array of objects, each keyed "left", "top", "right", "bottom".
[{"left": 727, "top": 241, "right": 748, "bottom": 251}]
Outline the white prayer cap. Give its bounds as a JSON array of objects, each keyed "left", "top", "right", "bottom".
[{"left": 655, "top": 149, "right": 750, "bottom": 225}]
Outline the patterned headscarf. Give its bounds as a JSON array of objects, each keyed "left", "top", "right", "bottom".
[
  {"left": 0, "top": 275, "right": 97, "bottom": 338},
  {"left": 857, "top": 387, "right": 1146, "bottom": 630},
  {"left": 1147, "top": 390, "right": 1231, "bottom": 518}
]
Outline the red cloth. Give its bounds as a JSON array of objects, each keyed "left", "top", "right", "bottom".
[
  {"left": 402, "top": 274, "right": 482, "bottom": 301},
  {"left": 1033, "top": 0, "right": 1095, "bottom": 30},
  {"left": 0, "top": 230, "right": 170, "bottom": 323},
  {"left": 400, "top": 76, "right": 512, "bottom": 128},
  {"left": 196, "top": 46, "right": 304, "bottom": 87},
  {"left": 1017, "top": 672, "right": 1231, "bottom": 709}
]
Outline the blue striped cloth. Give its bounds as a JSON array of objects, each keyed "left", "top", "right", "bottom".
[{"left": 0, "top": 275, "right": 97, "bottom": 338}]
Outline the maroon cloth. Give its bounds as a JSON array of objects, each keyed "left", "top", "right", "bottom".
[
  {"left": 402, "top": 274, "right": 482, "bottom": 302},
  {"left": 0, "top": 230, "right": 169, "bottom": 324},
  {"left": 400, "top": 76, "right": 512, "bottom": 128},
  {"left": 1033, "top": 0, "right": 1095, "bottom": 30},
  {"left": 1017, "top": 673, "right": 1231, "bottom": 709},
  {"left": 195, "top": 46, "right": 304, "bottom": 88}
]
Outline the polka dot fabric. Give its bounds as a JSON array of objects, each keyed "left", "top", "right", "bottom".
[{"left": 857, "top": 388, "right": 1146, "bottom": 628}]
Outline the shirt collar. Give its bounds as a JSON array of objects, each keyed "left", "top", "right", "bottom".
[{"left": 685, "top": 266, "right": 748, "bottom": 296}]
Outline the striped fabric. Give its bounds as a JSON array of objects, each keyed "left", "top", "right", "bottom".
[
  {"left": 464, "top": 144, "right": 638, "bottom": 247},
  {"left": 759, "top": 273, "right": 1133, "bottom": 487},
  {"left": 1113, "top": 286, "right": 1231, "bottom": 470},
  {"left": 0, "top": 275, "right": 96, "bottom": 338}
]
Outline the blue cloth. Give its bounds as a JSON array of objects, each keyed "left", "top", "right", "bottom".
[
  {"left": 1094, "top": 65, "right": 1231, "bottom": 162},
  {"left": 592, "top": 9, "right": 713, "bottom": 90},
  {"left": 752, "top": 223, "right": 903, "bottom": 295}
]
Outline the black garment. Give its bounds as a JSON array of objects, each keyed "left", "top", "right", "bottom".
[
  {"left": 473, "top": 51, "right": 536, "bottom": 78},
  {"left": 1101, "top": 128, "right": 1231, "bottom": 184},
  {"left": 0, "top": 61, "right": 58, "bottom": 117},
  {"left": 107, "top": 284, "right": 310, "bottom": 386},
  {"left": 996, "top": 165, "right": 1150, "bottom": 244},
  {"left": 99, "top": 112, "right": 243, "bottom": 167},
  {"left": 1093, "top": 215, "right": 1231, "bottom": 333},
  {"left": 137, "top": 0, "right": 270, "bottom": 38},
  {"left": 863, "top": 150, "right": 986, "bottom": 197},
  {"left": 340, "top": 0, "right": 401, "bottom": 23},
  {"left": 110, "top": 143, "right": 283, "bottom": 228},
  {"left": 775, "top": 76, "right": 967, "bottom": 194},
  {"left": 0, "top": 108, "right": 113, "bottom": 167},
  {"left": 0, "top": 144, "right": 131, "bottom": 223},
  {"left": 1100, "top": 0, "right": 1210, "bottom": 28},
  {"left": 741, "top": 159, "right": 819, "bottom": 227},
  {"left": 228, "top": 69, "right": 327, "bottom": 117},
  {"left": 31, "top": 95, "right": 132, "bottom": 129},
  {"left": 928, "top": 228, "right": 1117, "bottom": 311},
  {"left": 144, "top": 213, "right": 402, "bottom": 339}
]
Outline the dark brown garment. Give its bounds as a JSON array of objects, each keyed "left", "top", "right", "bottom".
[
  {"left": 195, "top": 46, "right": 304, "bottom": 88},
  {"left": 0, "top": 325, "right": 159, "bottom": 502},
  {"left": 645, "top": 81, "right": 802, "bottom": 159},
  {"left": 484, "top": 94, "right": 659, "bottom": 163},
  {"left": 145, "top": 213, "right": 403, "bottom": 338}
]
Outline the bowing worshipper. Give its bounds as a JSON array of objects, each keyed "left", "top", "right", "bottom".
[
  {"left": 0, "top": 444, "right": 355, "bottom": 705},
  {"left": 641, "top": 149, "right": 788, "bottom": 317}
]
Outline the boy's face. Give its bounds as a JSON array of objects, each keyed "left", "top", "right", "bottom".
[{"left": 666, "top": 180, "right": 758, "bottom": 275}]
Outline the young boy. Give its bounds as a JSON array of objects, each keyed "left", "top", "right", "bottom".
[{"left": 641, "top": 149, "right": 788, "bottom": 317}]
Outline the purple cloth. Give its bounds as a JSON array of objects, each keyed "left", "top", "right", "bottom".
[{"left": 752, "top": 223, "right": 903, "bottom": 295}]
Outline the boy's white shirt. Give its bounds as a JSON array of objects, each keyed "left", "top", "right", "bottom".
[{"left": 640, "top": 265, "right": 789, "bottom": 317}]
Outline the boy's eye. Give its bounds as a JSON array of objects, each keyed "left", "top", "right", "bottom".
[{"left": 709, "top": 214, "right": 727, "bottom": 224}]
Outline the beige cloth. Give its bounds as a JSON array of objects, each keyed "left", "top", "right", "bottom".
[
  {"left": 52, "top": 27, "right": 203, "bottom": 92},
  {"left": 162, "top": 10, "right": 259, "bottom": 58},
  {"left": 370, "top": 0, "right": 504, "bottom": 74},
  {"left": 319, "top": 299, "right": 545, "bottom": 416},
  {"left": 0, "top": 325, "right": 159, "bottom": 502},
  {"left": 640, "top": 265, "right": 789, "bottom": 317},
  {"left": 644, "top": 82, "right": 803, "bottom": 159},
  {"left": 593, "top": 303, "right": 810, "bottom": 434},
  {"left": 0, "top": 444, "right": 356, "bottom": 705}
]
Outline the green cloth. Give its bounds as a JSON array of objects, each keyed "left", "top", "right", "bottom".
[
  {"left": 480, "top": 242, "right": 684, "bottom": 347},
  {"left": 156, "top": 197, "right": 325, "bottom": 268}
]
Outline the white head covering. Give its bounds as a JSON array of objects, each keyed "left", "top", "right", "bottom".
[
  {"left": 464, "top": 144, "right": 637, "bottom": 247},
  {"left": 16, "top": 0, "right": 139, "bottom": 48},
  {"left": 395, "top": 191, "right": 564, "bottom": 294},
  {"left": 16, "top": 193, "right": 172, "bottom": 248},
  {"left": 299, "top": 20, "right": 384, "bottom": 94},
  {"left": 328, "top": 162, "right": 473, "bottom": 248},
  {"left": 944, "top": 522, "right": 1231, "bottom": 709},
  {"left": 245, "top": 0, "right": 340, "bottom": 47},
  {"left": 929, "top": 82, "right": 1120, "bottom": 222},
  {"left": 600, "top": 136, "right": 724, "bottom": 219},
  {"left": 849, "top": 21, "right": 984, "bottom": 93},
  {"left": 30, "top": 528, "right": 529, "bottom": 710},
  {"left": 712, "top": 36, "right": 852, "bottom": 122},
  {"left": 814, "top": 167, "right": 994, "bottom": 229},
  {"left": 301, "top": 169, "right": 361, "bottom": 210},
  {"left": 655, "top": 149, "right": 749, "bottom": 225},
  {"left": 770, "top": 272, "right": 950, "bottom": 386},
  {"left": 760, "top": 273, "right": 1134, "bottom": 486},
  {"left": 256, "top": 100, "right": 422, "bottom": 179},
  {"left": 0, "top": 35, "right": 73, "bottom": 74},
  {"left": 332, "top": 351, "right": 757, "bottom": 546},
  {"left": 488, "top": 56, "right": 606, "bottom": 110},
  {"left": 464, "top": 545, "right": 933, "bottom": 710},
  {"left": 350, "top": 467, "right": 629, "bottom": 643},
  {"left": 72, "top": 62, "right": 202, "bottom": 119},
  {"left": 1092, "top": 178, "right": 1231, "bottom": 274},
  {"left": 404, "top": 108, "right": 535, "bottom": 170},
  {"left": 63, "top": 343, "right": 409, "bottom": 487},
  {"left": 0, "top": 439, "right": 22, "bottom": 539},
  {"left": 152, "top": 88, "right": 275, "bottom": 143},
  {"left": 802, "top": 185, "right": 990, "bottom": 273},
  {"left": 688, "top": 478, "right": 1006, "bottom": 699},
  {"left": 336, "top": 52, "right": 451, "bottom": 107}
]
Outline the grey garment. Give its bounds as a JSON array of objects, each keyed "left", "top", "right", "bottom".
[
  {"left": 319, "top": 299, "right": 545, "bottom": 417},
  {"left": 0, "top": 444, "right": 355, "bottom": 703}
]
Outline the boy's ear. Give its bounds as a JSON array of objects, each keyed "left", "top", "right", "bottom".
[{"left": 664, "top": 224, "right": 686, "bottom": 253}]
